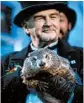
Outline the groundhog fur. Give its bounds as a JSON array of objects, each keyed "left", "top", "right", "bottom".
[{"left": 21, "top": 48, "right": 76, "bottom": 103}]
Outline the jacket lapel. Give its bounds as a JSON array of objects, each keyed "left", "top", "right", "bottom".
[
  {"left": 57, "top": 39, "right": 77, "bottom": 58},
  {"left": 9, "top": 44, "right": 32, "bottom": 67}
]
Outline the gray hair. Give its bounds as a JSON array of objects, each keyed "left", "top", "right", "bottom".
[{"left": 21, "top": 16, "right": 34, "bottom": 28}]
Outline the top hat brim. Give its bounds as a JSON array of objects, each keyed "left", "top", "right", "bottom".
[{"left": 14, "top": 2, "right": 76, "bottom": 29}]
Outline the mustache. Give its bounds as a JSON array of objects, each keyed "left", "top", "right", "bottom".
[{"left": 42, "top": 26, "right": 55, "bottom": 32}]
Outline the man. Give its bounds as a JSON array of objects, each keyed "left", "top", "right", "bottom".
[
  {"left": 59, "top": 10, "right": 83, "bottom": 81},
  {"left": 59, "top": 7, "right": 76, "bottom": 40},
  {"left": 1, "top": 1, "right": 83, "bottom": 103}
]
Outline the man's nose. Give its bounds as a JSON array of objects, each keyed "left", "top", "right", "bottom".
[{"left": 44, "top": 17, "right": 52, "bottom": 26}]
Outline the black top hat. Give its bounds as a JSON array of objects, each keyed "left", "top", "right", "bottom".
[{"left": 14, "top": 1, "right": 76, "bottom": 29}]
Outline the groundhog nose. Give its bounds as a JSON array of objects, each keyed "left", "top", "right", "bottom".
[{"left": 39, "top": 61, "right": 45, "bottom": 67}]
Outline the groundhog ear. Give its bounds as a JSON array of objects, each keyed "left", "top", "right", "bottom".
[
  {"left": 28, "top": 53, "right": 31, "bottom": 57},
  {"left": 44, "top": 48, "right": 52, "bottom": 53},
  {"left": 45, "top": 49, "right": 50, "bottom": 53},
  {"left": 44, "top": 48, "right": 49, "bottom": 51}
]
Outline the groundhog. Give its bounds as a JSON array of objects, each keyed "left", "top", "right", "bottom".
[{"left": 21, "top": 48, "right": 76, "bottom": 103}]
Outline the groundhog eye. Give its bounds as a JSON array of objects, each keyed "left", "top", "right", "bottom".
[
  {"left": 45, "top": 54, "right": 49, "bottom": 59},
  {"left": 32, "top": 56, "right": 37, "bottom": 60}
]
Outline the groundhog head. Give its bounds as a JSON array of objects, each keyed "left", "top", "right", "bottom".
[{"left": 21, "top": 48, "right": 60, "bottom": 76}]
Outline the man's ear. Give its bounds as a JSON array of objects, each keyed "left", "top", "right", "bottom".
[
  {"left": 23, "top": 27, "right": 30, "bottom": 34},
  {"left": 68, "top": 22, "right": 72, "bottom": 30}
]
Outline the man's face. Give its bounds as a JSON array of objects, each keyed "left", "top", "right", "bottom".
[
  {"left": 59, "top": 12, "right": 71, "bottom": 39},
  {"left": 32, "top": 9, "right": 60, "bottom": 42}
]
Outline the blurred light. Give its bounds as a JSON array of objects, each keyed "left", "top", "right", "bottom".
[
  {"left": 1, "top": 12, "right": 5, "bottom": 20},
  {"left": 14, "top": 40, "right": 23, "bottom": 51},
  {"left": 26, "top": 93, "right": 43, "bottom": 103}
]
